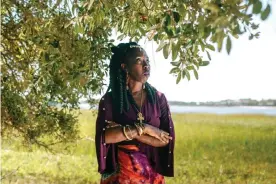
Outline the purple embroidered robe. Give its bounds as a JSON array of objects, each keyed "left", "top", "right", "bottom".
[{"left": 95, "top": 90, "right": 175, "bottom": 177}]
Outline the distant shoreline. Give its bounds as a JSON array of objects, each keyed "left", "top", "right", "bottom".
[
  {"left": 78, "top": 103, "right": 276, "bottom": 116},
  {"left": 168, "top": 105, "right": 276, "bottom": 116},
  {"left": 168, "top": 99, "right": 276, "bottom": 107},
  {"left": 168, "top": 104, "right": 276, "bottom": 107}
]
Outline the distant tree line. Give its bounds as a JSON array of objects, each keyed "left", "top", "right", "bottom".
[{"left": 169, "top": 99, "right": 276, "bottom": 106}]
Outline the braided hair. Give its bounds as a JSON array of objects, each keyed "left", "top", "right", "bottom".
[{"left": 106, "top": 42, "right": 157, "bottom": 114}]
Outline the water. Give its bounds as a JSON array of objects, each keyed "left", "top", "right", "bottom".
[
  {"left": 170, "top": 105, "right": 276, "bottom": 116},
  {"left": 80, "top": 103, "right": 276, "bottom": 116}
]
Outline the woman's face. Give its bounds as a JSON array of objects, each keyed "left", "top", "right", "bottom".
[{"left": 124, "top": 48, "right": 150, "bottom": 83}]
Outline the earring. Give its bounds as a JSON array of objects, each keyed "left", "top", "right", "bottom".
[
  {"left": 143, "top": 83, "right": 145, "bottom": 89},
  {"left": 126, "top": 71, "right": 129, "bottom": 90}
]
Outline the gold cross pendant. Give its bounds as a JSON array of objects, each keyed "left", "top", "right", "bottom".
[{"left": 137, "top": 112, "right": 144, "bottom": 124}]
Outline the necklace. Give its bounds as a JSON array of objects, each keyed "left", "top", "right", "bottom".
[{"left": 130, "top": 88, "right": 144, "bottom": 124}]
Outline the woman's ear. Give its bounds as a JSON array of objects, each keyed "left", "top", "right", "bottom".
[{"left": 121, "top": 63, "right": 127, "bottom": 72}]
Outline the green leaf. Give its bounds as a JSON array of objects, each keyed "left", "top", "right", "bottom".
[
  {"left": 175, "top": 27, "right": 181, "bottom": 34},
  {"left": 173, "top": 11, "right": 180, "bottom": 23},
  {"left": 199, "top": 40, "right": 205, "bottom": 51},
  {"left": 156, "top": 41, "right": 166, "bottom": 52},
  {"left": 176, "top": 72, "right": 181, "bottom": 84},
  {"left": 206, "top": 44, "right": 215, "bottom": 51},
  {"left": 45, "top": 52, "right": 50, "bottom": 61},
  {"left": 255, "top": 32, "right": 260, "bottom": 38},
  {"left": 206, "top": 51, "right": 211, "bottom": 60},
  {"left": 193, "top": 69, "right": 199, "bottom": 80},
  {"left": 217, "top": 32, "right": 224, "bottom": 52},
  {"left": 193, "top": 61, "right": 199, "bottom": 70},
  {"left": 172, "top": 42, "right": 179, "bottom": 61},
  {"left": 186, "top": 41, "right": 193, "bottom": 49},
  {"left": 121, "top": 18, "right": 126, "bottom": 30},
  {"left": 163, "top": 43, "right": 170, "bottom": 59},
  {"left": 164, "top": 27, "right": 174, "bottom": 37},
  {"left": 138, "top": 26, "right": 146, "bottom": 36},
  {"left": 164, "top": 14, "right": 171, "bottom": 27},
  {"left": 117, "top": 34, "right": 125, "bottom": 40},
  {"left": 198, "top": 16, "right": 205, "bottom": 38},
  {"left": 176, "top": 40, "right": 181, "bottom": 50},
  {"left": 75, "top": 24, "right": 84, "bottom": 34},
  {"left": 253, "top": 0, "right": 262, "bottom": 14},
  {"left": 261, "top": 4, "right": 271, "bottom": 20},
  {"left": 169, "top": 67, "right": 180, "bottom": 74},
  {"left": 153, "top": 34, "right": 159, "bottom": 41},
  {"left": 186, "top": 65, "right": 194, "bottom": 70},
  {"left": 233, "top": 24, "right": 242, "bottom": 35},
  {"left": 170, "top": 61, "right": 180, "bottom": 67},
  {"left": 249, "top": 34, "right": 254, "bottom": 40},
  {"left": 88, "top": 0, "right": 94, "bottom": 10},
  {"left": 226, "top": 36, "right": 232, "bottom": 55},
  {"left": 204, "top": 3, "right": 219, "bottom": 14},
  {"left": 251, "top": 23, "right": 259, "bottom": 30},
  {"left": 231, "top": 33, "right": 239, "bottom": 39},
  {"left": 184, "top": 69, "right": 190, "bottom": 81},
  {"left": 178, "top": 4, "right": 186, "bottom": 16},
  {"left": 199, "top": 61, "right": 210, "bottom": 66},
  {"left": 182, "top": 70, "right": 186, "bottom": 79},
  {"left": 192, "top": 44, "right": 199, "bottom": 56}
]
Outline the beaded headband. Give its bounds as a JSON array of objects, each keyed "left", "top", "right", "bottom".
[
  {"left": 123, "top": 44, "right": 143, "bottom": 53},
  {"left": 129, "top": 45, "right": 142, "bottom": 49}
]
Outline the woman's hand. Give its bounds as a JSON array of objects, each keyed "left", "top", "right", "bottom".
[{"left": 144, "top": 124, "right": 172, "bottom": 143}]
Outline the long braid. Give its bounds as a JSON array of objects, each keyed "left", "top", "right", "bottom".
[
  {"left": 145, "top": 82, "right": 157, "bottom": 104},
  {"left": 118, "top": 69, "right": 124, "bottom": 113},
  {"left": 107, "top": 42, "right": 157, "bottom": 114},
  {"left": 122, "top": 73, "right": 130, "bottom": 112}
]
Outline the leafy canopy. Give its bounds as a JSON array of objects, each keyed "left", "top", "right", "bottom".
[{"left": 1, "top": 0, "right": 271, "bottom": 148}]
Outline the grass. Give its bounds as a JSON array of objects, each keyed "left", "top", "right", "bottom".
[{"left": 1, "top": 111, "right": 276, "bottom": 184}]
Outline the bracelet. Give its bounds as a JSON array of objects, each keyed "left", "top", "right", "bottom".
[
  {"left": 106, "top": 123, "right": 122, "bottom": 129},
  {"left": 134, "top": 123, "right": 143, "bottom": 136},
  {"left": 122, "top": 126, "right": 132, "bottom": 140},
  {"left": 138, "top": 122, "right": 145, "bottom": 130},
  {"left": 136, "top": 122, "right": 145, "bottom": 133},
  {"left": 126, "top": 125, "right": 134, "bottom": 139}
]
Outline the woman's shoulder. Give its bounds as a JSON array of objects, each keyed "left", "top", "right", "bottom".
[
  {"left": 152, "top": 87, "right": 166, "bottom": 100},
  {"left": 155, "top": 90, "right": 164, "bottom": 97},
  {"left": 147, "top": 83, "right": 164, "bottom": 98}
]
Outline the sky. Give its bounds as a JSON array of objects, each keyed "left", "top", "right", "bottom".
[{"left": 110, "top": 1, "right": 276, "bottom": 102}]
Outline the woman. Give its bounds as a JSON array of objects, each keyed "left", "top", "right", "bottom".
[{"left": 95, "top": 42, "right": 175, "bottom": 184}]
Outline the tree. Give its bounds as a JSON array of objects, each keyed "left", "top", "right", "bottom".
[{"left": 1, "top": 0, "right": 271, "bottom": 148}]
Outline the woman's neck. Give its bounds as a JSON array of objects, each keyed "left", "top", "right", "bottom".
[{"left": 128, "top": 79, "right": 143, "bottom": 94}]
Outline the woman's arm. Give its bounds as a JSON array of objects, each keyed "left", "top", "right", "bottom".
[
  {"left": 105, "top": 126, "right": 170, "bottom": 147},
  {"left": 135, "top": 134, "right": 169, "bottom": 147},
  {"left": 104, "top": 125, "right": 138, "bottom": 144},
  {"left": 104, "top": 122, "right": 172, "bottom": 145}
]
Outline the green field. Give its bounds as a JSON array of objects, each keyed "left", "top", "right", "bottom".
[{"left": 1, "top": 111, "right": 276, "bottom": 184}]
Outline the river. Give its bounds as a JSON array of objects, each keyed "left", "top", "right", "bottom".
[{"left": 79, "top": 103, "right": 276, "bottom": 116}]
